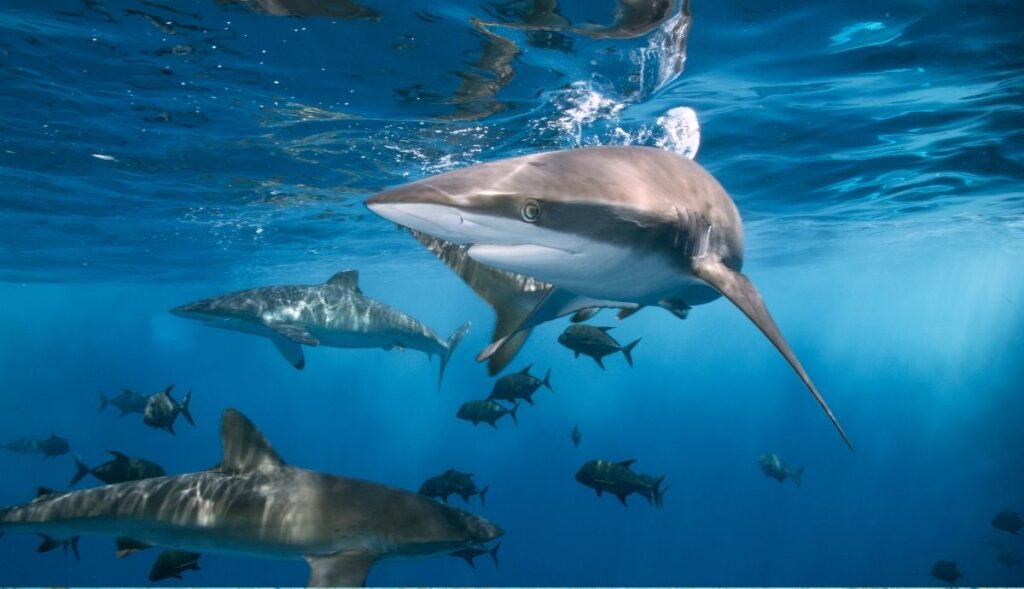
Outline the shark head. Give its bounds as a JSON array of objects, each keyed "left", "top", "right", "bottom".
[
  {"left": 366, "top": 146, "right": 743, "bottom": 302},
  {"left": 170, "top": 298, "right": 223, "bottom": 322}
]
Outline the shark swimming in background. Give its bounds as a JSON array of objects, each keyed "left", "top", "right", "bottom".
[
  {"left": 0, "top": 409, "right": 503, "bottom": 586},
  {"left": 365, "top": 145, "right": 851, "bottom": 448},
  {"left": 172, "top": 270, "right": 470, "bottom": 387}
]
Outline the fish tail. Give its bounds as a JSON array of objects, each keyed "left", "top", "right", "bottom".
[
  {"left": 67, "top": 536, "right": 80, "bottom": 561},
  {"left": 97, "top": 391, "right": 108, "bottom": 414},
  {"left": 180, "top": 389, "right": 195, "bottom": 426},
  {"left": 542, "top": 368, "right": 553, "bottom": 392},
  {"left": 621, "top": 338, "right": 641, "bottom": 367},
  {"left": 490, "top": 540, "right": 501, "bottom": 568},
  {"left": 438, "top": 322, "right": 472, "bottom": 390},
  {"left": 70, "top": 454, "right": 91, "bottom": 486},
  {"left": 37, "top": 534, "right": 59, "bottom": 553},
  {"left": 653, "top": 474, "right": 668, "bottom": 508},
  {"left": 792, "top": 465, "right": 805, "bottom": 487},
  {"left": 479, "top": 485, "right": 489, "bottom": 508}
]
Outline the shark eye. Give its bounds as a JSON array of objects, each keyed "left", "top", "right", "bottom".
[{"left": 521, "top": 199, "right": 541, "bottom": 222}]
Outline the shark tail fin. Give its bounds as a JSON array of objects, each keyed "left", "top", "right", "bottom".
[
  {"left": 621, "top": 338, "right": 640, "bottom": 367},
  {"left": 542, "top": 368, "right": 553, "bottom": 392},
  {"left": 479, "top": 485, "right": 489, "bottom": 508},
  {"left": 180, "top": 390, "right": 195, "bottom": 426},
  {"left": 693, "top": 258, "right": 853, "bottom": 450},
  {"left": 97, "top": 391, "right": 108, "bottom": 414},
  {"left": 438, "top": 322, "right": 472, "bottom": 390},
  {"left": 509, "top": 402, "right": 520, "bottom": 426},
  {"left": 792, "top": 466, "right": 805, "bottom": 487},
  {"left": 70, "top": 454, "right": 91, "bottom": 486},
  {"left": 490, "top": 541, "right": 501, "bottom": 568}
]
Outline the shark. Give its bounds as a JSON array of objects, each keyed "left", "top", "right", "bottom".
[
  {"left": 171, "top": 270, "right": 470, "bottom": 387},
  {"left": 365, "top": 145, "right": 851, "bottom": 449},
  {"left": 0, "top": 409, "right": 503, "bottom": 586}
]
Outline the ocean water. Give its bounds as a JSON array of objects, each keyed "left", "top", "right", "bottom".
[{"left": 1, "top": 0, "right": 1023, "bottom": 586}]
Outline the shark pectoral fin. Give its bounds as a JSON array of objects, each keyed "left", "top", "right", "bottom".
[
  {"left": 219, "top": 409, "right": 286, "bottom": 474},
  {"left": 265, "top": 320, "right": 319, "bottom": 346},
  {"left": 478, "top": 287, "right": 617, "bottom": 365},
  {"left": 325, "top": 270, "right": 362, "bottom": 294},
  {"left": 271, "top": 335, "right": 306, "bottom": 370},
  {"left": 306, "top": 551, "right": 376, "bottom": 587},
  {"left": 692, "top": 258, "right": 852, "bottom": 450}
]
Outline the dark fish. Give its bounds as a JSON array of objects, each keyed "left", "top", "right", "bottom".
[
  {"left": 98, "top": 389, "right": 151, "bottom": 416},
  {"left": 557, "top": 325, "right": 640, "bottom": 369},
  {"left": 488, "top": 364, "right": 553, "bottom": 405},
  {"left": 149, "top": 549, "right": 202, "bottom": 582},
  {"left": 575, "top": 459, "right": 666, "bottom": 508},
  {"left": 930, "top": 560, "right": 962, "bottom": 585},
  {"left": 71, "top": 451, "right": 166, "bottom": 486},
  {"left": 2, "top": 438, "right": 40, "bottom": 455},
  {"left": 570, "top": 424, "right": 582, "bottom": 448},
  {"left": 36, "top": 434, "right": 70, "bottom": 459},
  {"left": 143, "top": 385, "right": 194, "bottom": 435},
  {"left": 456, "top": 400, "right": 519, "bottom": 428},
  {"left": 758, "top": 453, "right": 804, "bottom": 487},
  {"left": 418, "top": 469, "right": 490, "bottom": 506},
  {"left": 992, "top": 510, "right": 1023, "bottom": 534},
  {"left": 37, "top": 533, "right": 80, "bottom": 561},
  {"left": 450, "top": 541, "right": 500, "bottom": 568}
]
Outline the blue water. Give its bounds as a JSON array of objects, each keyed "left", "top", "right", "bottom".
[{"left": 1, "top": 0, "right": 1023, "bottom": 585}]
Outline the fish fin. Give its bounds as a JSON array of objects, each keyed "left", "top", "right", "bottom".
[
  {"left": 595, "top": 488, "right": 602, "bottom": 497},
  {"left": 593, "top": 356, "right": 605, "bottom": 369},
  {"left": 34, "top": 487, "right": 57, "bottom": 502},
  {"left": 167, "top": 421, "right": 175, "bottom": 436},
  {"left": 618, "top": 459, "right": 637, "bottom": 468},
  {"left": 658, "top": 297, "right": 691, "bottom": 319},
  {"left": 457, "top": 491, "right": 471, "bottom": 504},
  {"left": 524, "top": 392, "right": 535, "bottom": 405},
  {"left": 571, "top": 307, "right": 600, "bottom": 322},
  {"left": 621, "top": 338, "right": 640, "bottom": 367},
  {"left": 409, "top": 230, "right": 548, "bottom": 375},
  {"left": 692, "top": 258, "right": 852, "bottom": 450},
  {"left": 68, "top": 536, "right": 80, "bottom": 561},
  {"left": 477, "top": 287, "right": 619, "bottom": 369},
  {"left": 509, "top": 402, "right": 520, "bottom": 425},
  {"left": 98, "top": 391, "right": 108, "bottom": 414},
  {"left": 219, "top": 409, "right": 286, "bottom": 474},
  {"left": 265, "top": 320, "right": 319, "bottom": 346},
  {"left": 163, "top": 384, "right": 175, "bottom": 395},
  {"left": 325, "top": 270, "right": 362, "bottom": 293},
  {"left": 270, "top": 335, "right": 306, "bottom": 370},
  {"left": 70, "top": 454, "right": 91, "bottom": 486},
  {"left": 597, "top": 326, "right": 615, "bottom": 332},
  {"left": 542, "top": 368, "right": 553, "bottom": 392},
  {"left": 490, "top": 541, "right": 501, "bottom": 567},
  {"left": 518, "top": 364, "right": 533, "bottom": 375},
  {"left": 488, "top": 420, "right": 498, "bottom": 429},
  {"left": 440, "top": 494, "right": 448, "bottom": 504},
  {"left": 616, "top": 493, "right": 629, "bottom": 507},
  {"left": 180, "top": 389, "right": 194, "bottom": 426},
  {"left": 792, "top": 465, "right": 805, "bottom": 487},
  {"left": 306, "top": 551, "right": 376, "bottom": 587},
  {"left": 106, "top": 450, "right": 129, "bottom": 462},
  {"left": 114, "top": 537, "right": 152, "bottom": 559},
  {"left": 438, "top": 322, "right": 471, "bottom": 390},
  {"left": 456, "top": 552, "right": 477, "bottom": 568},
  {"left": 479, "top": 485, "right": 489, "bottom": 508}
]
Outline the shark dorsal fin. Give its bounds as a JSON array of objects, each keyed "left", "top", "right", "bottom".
[
  {"left": 326, "top": 270, "right": 361, "bottom": 293},
  {"left": 219, "top": 409, "right": 285, "bottom": 474}
]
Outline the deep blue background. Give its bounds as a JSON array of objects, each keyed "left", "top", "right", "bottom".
[{"left": 1, "top": 0, "right": 1023, "bottom": 585}]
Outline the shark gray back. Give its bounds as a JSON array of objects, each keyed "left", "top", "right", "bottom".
[{"left": 0, "top": 409, "right": 502, "bottom": 586}]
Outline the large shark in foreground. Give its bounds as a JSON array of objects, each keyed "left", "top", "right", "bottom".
[
  {"left": 365, "top": 146, "right": 851, "bottom": 448},
  {"left": 172, "top": 270, "right": 469, "bottom": 387},
  {"left": 0, "top": 409, "right": 502, "bottom": 586}
]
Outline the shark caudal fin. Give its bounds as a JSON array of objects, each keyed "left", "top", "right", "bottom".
[
  {"left": 97, "top": 391, "right": 108, "bottom": 414},
  {"left": 410, "top": 230, "right": 550, "bottom": 376},
  {"left": 542, "top": 368, "right": 553, "bottom": 392},
  {"left": 792, "top": 466, "right": 805, "bottom": 487},
  {"left": 69, "top": 454, "right": 91, "bottom": 486},
  {"left": 621, "top": 339, "right": 640, "bottom": 367},
  {"left": 438, "top": 322, "right": 472, "bottom": 390},
  {"left": 693, "top": 258, "right": 852, "bottom": 450},
  {"left": 180, "top": 390, "right": 194, "bottom": 426}
]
